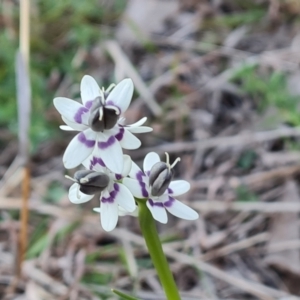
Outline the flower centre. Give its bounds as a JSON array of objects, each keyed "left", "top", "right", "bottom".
[
  {"left": 88, "top": 87, "right": 120, "bottom": 132},
  {"left": 148, "top": 153, "right": 180, "bottom": 197},
  {"left": 66, "top": 170, "right": 110, "bottom": 195}
]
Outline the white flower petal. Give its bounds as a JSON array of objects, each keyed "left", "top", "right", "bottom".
[
  {"left": 125, "top": 117, "right": 153, "bottom": 133},
  {"left": 157, "top": 194, "right": 169, "bottom": 202},
  {"left": 81, "top": 75, "right": 101, "bottom": 105},
  {"left": 83, "top": 155, "right": 107, "bottom": 172},
  {"left": 123, "top": 178, "right": 148, "bottom": 199},
  {"left": 127, "top": 117, "right": 147, "bottom": 127},
  {"left": 128, "top": 161, "right": 143, "bottom": 179},
  {"left": 100, "top": 201, "right": 119, "bottom": 232},
  {"left": 121, "top": 155, "right": 132, "bottom": 177},
  {"left": 146, "top": 200, "right": 168, "bottom": 224},
  {"left": 126, "top": 126, "right": 153, "bottom": 134},
  {"left": 118, "top": 206, "right": 139, "bottom": 217},
  {"left": 164, "top": 198, "right": 199, "bottom": 220},
  {"left": 106, "top": 78, "right": 133, "bottom": 114},
  {"left": 63, "top": 129, "right": 96, "bottom": 169},
  {"left": 60, "top": 125, "right": 75, "bottom": 131},
  {"left": 118, "top": 117, "right": 126, "bottom": 125},
  {"left": 119, "top": 129, "right": 141, "bottom": 150},
  {"left": 143, "top": 152, "right": 161, "bottom": 174},
  {"left": 95, "top": 132, "right": 123, "bottom": 174},
  {"left": 81, "top": 157, "right": 91, "bottom": 170},
  {"left": 168, "top": 180, "right": 190, "bottom": 196},
  {"left": 54, "top": 97, "right": 89, "bottom": 125},
  {"left": 94, "top": 206, "right": 139, "bottom": 217},
  {"left": 105, "top": 126, "right": 120, "bottom": 136},
  {"left": 62, "top": 116, "right": 88, "bottom": 131},
  {"left": 114, "top": 183, "right": 136, "bottom": 212},
  {"left": 69, "top": 183, "right": 94, "bottom": 204}
]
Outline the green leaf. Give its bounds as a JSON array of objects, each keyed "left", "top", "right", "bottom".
[
  {"left": 26, "top": 234, "right": 49, "bottom": 258},
  {"left": 111, "top": 289, "right": 140, "bottom": 300},
  {"left": 82, "top": 271, "right": 111, "bottom": 285}
]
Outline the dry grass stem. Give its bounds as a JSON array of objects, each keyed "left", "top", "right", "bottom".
[{"left": 105, "top": 40, "right": 162, "bottom": 116}]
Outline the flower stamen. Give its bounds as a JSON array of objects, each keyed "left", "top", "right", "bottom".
[
  {"left": 164, "top": 152, "right": 181, "bottom": 170},
  {"left": 79, "top": 177, "right": 89, "bottom": 184},
  {"left": 170, "top": 157, "right": 181, "bottom": 169},
  {"left": 165, "top": 152, "right": 170, "bottom": 166},
  {"left": 99, "top": 106, "right": 104, "bottom": 121},
  {"left": 76, "top": 184, "right": 81, "bottom": 199},
  {"left": 105, "top": 83, "right": 116, "bottom": 94},
  {"left": 105, "top": 105, "right": 120, "bottom": 115},
  {"left": 65, "top": 175, "right": 77, "bottom": 182},
  {"left": 99, "top": 89, "right": 105, "bottom": 104}
]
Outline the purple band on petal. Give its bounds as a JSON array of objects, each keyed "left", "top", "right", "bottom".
[
  {"left": 101, "top": 183, "right": 119, "bottom": 203},
  {"left": 167, "top": 187, "right": 173, "bottom": 194},
  {"left": 115, "top": 127, "right": 125, "bottom": 141},
  {"left": 78, "top": 132, "right": 95, "bottom": 148},
  {"left": 163, "top": 196, "right": 175, "bottom": 208},
  {"left": 98, "top": 136, "right": 115, "bottom": 149},
  {"left": 74, "top": 107, "right": 89, "bottom": 124},
  {"left": 148, "top": 198, "right": 164, "bottom": 207},
  {"left": 136, "top": 171, "right": 149, "bottom": 198},
  {"left": 85, "top": 100, "right": 93, "bottom": 109},
  {"left": 115, "top": 174, "right": 122, "bottom": 180},
  {"left": 90, "top": 156, "right": 106, "bottom": 169}
]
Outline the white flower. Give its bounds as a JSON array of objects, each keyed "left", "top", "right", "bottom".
[
  {"left": 93, "top": 206, "right": 139, "bottom": 217},
  {"left": 123, "top": 152, "right": 199, "bottom": 224},
  {"left": 54, "top": 75, "right": 152, "bottom": 174},
  {"left": 67, "top": 155, "right": 136, "bottom": 232}
]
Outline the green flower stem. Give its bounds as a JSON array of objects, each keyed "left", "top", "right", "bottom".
[{"left": 137, "top": 200, "right": 181, "bottom": 300}]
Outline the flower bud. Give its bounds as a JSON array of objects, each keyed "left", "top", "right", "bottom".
[
  {"left": 74, "top": 170, "right": 109, "bottom": 195},
  {"left": 149, "top": 162, "right": 173, "bottom": 197},
  {"left": 88, "top": 96, "right": 119, "bottom": 132}
]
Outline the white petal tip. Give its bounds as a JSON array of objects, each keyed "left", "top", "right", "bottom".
[
  {"left": 122, "top": 78, "right": 133, "bottom": 85},
  {"left": 102, "top": 223, "right": 117, "bottom": 232},
  {"left": 60, "top": 125, "right": 75, "bottom": 131},
  {"left": 188, "top": 211, "right": 199, "bottom": 220},
  {"left": 63, "top": 160, "right": 76, "bottom": 169}
]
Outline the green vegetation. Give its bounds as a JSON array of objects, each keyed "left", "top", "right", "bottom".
[
  {"left": 232, "top": 65, "right": 300, "bottom": 126},
  {"left": 213, "top": 9, "right": 265, "bottom": 28},
  {"left": 44, "top": 182, "right": 66, "bottom": 203},
  {"left": 235, "top": 185, "right": 258, "bottom": 202},
  {"left": 237, "top": 150, "right": 257, "bottom": 170},
  {"left": 82, "top": 270, "right": 112, "bottom": 285},
  {"left": 0, "top": 0, "right": 126, "bottom": 151},
  {"left": 26, "top": 220, "right": 80, "bottom": 258}
]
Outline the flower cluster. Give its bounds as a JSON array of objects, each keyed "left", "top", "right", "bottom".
[{"left": 54, "top": 75, "right": 198, "bottom": 231}]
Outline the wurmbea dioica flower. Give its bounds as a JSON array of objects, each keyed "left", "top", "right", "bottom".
[
  {"left": 123, "top": 152, "right": 199, "bottom": 224},
  {"left": 93, "top": 206, "right": 139, "bottom": 217},
  {"left": 66, "top": 154, "right": 136, "bottom": 232},
  {"left": 53, "top": 75, "right": 152, "bottom": 174}
]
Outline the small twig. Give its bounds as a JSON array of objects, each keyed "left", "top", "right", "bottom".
[
  {"left": 229, "top": 164, "right": 300, "bottom": 190},
  {"left": 0, "top": 158, "right": 22, "bottom": 196},
  {"left": 268, "top": 240, "right": 300, "bottom": 253},
  {"left": 20, "top": 0, "right": 30, "bottom": 66},
  {"left": 23, "top": 261, "right": 69, "bottom": 296},
  {"left": 191, "top": 201, "right": 300, "bottom": 213},
  {"left": 104, "top": 40, "right": 162, "bottom": 116},
  {"left": 19, "top": 168, "right": 30, "bottom": 272},
  {"left": 135, "top": 127, "right": 300, "bottom": 157},
  {"left": 17, "top": 0, "right": 31, "bottom": 276},
  {"left": 201, "top": 232, "right": 269, "bottom": 261},
  {"left": 2, "top": 198, "right": 300, "bottom": 215},
  {"left": 111, "top": 229, "right": 289, "bottom": 300}
]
